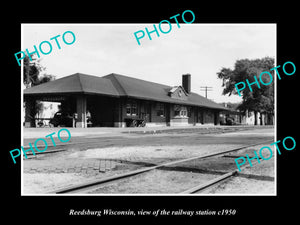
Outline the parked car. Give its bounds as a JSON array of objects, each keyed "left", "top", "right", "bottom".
[
  {"left": 225, "top": 116, "right": 236, "bottom": 125},
  {"left": 49, "top": 111, "right": 73, "bottom": 127}
]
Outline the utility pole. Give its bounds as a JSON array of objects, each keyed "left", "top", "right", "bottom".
[{"left": 200, "top": 86, "right": 213, "bottom": 99}]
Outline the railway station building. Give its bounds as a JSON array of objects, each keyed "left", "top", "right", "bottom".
[{"left": 23, "top": 73, "right": 228, "bottom": 128}]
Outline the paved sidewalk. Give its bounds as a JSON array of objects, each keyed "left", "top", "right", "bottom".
[
  {"left": 24, "top": 158, "right": 118, "bottom": 175},
  {"left": 23, "top": 125, "right": 274, "bottom": 139}
]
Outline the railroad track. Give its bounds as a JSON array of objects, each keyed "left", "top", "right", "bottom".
[{"left": 50, "top": 140, "right": 273, "bottom": 194}]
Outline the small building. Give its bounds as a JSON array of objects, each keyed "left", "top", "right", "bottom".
[
  {"left": 243, "top": 110, "right": 274, "bottom": 126},
  {"left": 219, "top": 103, "right": 274, "bottom": 126},
  {"left": 24, "top": 73, "right": 228, "bottom": 128}
]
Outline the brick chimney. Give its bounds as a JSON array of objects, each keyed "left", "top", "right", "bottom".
[{"left": 182, "top": 74, "right": 191, "bottom": 94}]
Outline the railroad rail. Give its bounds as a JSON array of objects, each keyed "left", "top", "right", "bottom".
[
  {"left": 180, "top": 170, "right": 238, "bottom": 194},
  {"left": 50, "top": 140, "right": 273, "bottom": 194}
]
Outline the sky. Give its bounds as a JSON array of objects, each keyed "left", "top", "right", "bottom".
[{"left": 22, "top": 23, "right": 276, "bottom": 103}]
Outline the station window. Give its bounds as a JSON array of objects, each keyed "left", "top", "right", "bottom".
[
  {"left": 131, "top": 103, "right": 137, "bottom": 116},
  {"left": 126, "top": 104, "right": 131, "bottom": 115},
  {"left": 156, "top": 103, "right": 165, "bottom": 117},
  {"left": 180, "top": 110, "right": 187, "bottom": 117},
  {"left": 174, "top": 105, "right": 181, "bottom": 116},
  {"left": 126, "top": 102, "right": 138, "bottom": 116},
  {"left": 174, "top": 105, "right": 188, "bottom": 118}
]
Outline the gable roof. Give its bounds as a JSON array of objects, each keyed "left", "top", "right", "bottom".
[
  {"left": 168, "top": 86, "right": 188, "bottom": 96},
  {"left": 23, "top": 73, "right": 120, "bottom": 97},
  {"left": 103, "top": 73, "right": 226, "bottom": 110},
  {"left": 24, "top": 72, "right": 227, "bottom": 110},
  {"left": 103, "top": 73, "right": 173, "bottom": 102}
]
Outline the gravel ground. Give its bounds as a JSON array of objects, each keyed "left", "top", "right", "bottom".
[
  {"left": 198, "top": 143, "right": 276, "bottom": 195},
  {"left": 23, "top": 173, "right": 91, "bottom": 194},
  {"left": 201, "top": 176, "right": 274, "bottom": 195},
  {"left": 86, "top": 170, "right": 220, "bottom": 194},
  {"left": 22, "top": 127, "right": 275, "bottom": 195},
  {"left": 67, "top": 145, "right": 230, "bottom": 161}
]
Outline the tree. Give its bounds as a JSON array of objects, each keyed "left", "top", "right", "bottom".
[
  {"left": 217, "top": 57, "right": 274, "bottom": 125},
  {"left": 23, "top": 54, "right": 55, "bottom": 87},
  {"left": 23, "top": 54, "right": 56, "bottom": 125}
]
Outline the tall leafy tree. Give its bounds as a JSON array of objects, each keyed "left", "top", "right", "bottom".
[
  {"left": 217, "top": 57, "right": 274, "bottom": 125},
  {"left": 23, "top": 54, "right": 56, "bottom": 123},
  {"left": 23, "top": 55, "right": 55, "bottom": 87}
]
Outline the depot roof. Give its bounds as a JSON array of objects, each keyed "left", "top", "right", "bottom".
[{"left": 24, "top": 73, "right": 227, "bottom": 110}]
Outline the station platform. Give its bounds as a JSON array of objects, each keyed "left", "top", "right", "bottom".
[{"left": 23, "top": 125, "right": 274, "bottom": 139}]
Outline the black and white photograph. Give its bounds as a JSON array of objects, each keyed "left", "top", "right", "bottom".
[
  {"left": 21, "top": 23, "right": 276, "bottom": 195},
  {"left": 4, "top": 5, "right": 298, "bottom": 223}
]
